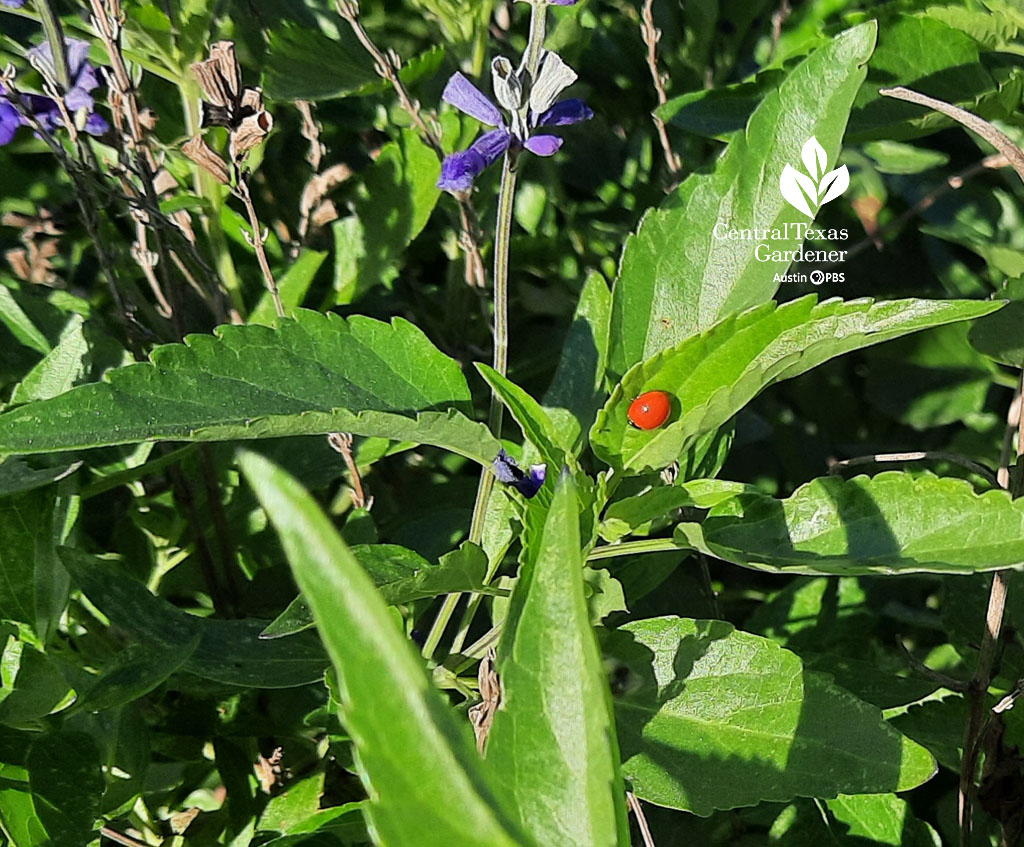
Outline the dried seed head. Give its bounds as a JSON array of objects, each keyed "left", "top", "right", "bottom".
[
  {"left": 192, "top": 41, "right": 241, "bottom": 109},
  {"left": 182, "top": 135, "right": 229, "bottom": 184}
]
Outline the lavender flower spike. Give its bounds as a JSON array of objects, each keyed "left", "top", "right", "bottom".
[
  {"left": 437, "top": 51, "right": 592, "bottom": 193},
  {"left": 0, "top": 39, "right": 109, "bottom": 146},
  {"left": 492, "top": 449, "right": 546, "bottom": 498}
]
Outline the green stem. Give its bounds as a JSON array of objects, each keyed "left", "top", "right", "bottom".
[
  {"left": 423, "top": 1, "right": 549, "bottom": 662},
  {"left": 35, "top": 0, "right": 70, "bottom": 90},
  {"left": 423, "top": 156, "right": 519, "bottom": 661}
]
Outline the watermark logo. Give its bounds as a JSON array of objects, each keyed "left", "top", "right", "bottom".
[{"left": 779, "top": 136, "right": 849, "bottom": 219}]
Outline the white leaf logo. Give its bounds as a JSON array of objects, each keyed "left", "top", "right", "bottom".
[
  {"left": 779, "top": 136, "right": 849, "bottom": 218},
  {"left": 801, "top": 136, "right": 827, "bottom": 181},
  {"left": 780, "top": 164, "right": 816, "bottom": 218},
  {"left": 817, "top": 165, "right": 849, "bottom": 205}
]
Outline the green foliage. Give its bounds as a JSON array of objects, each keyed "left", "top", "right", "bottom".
[
  {"left": 0, "top": 310, "right": 501, "bottom": 465},
  {"left": 608, "top": 23, "right": 875, "bottom": 378},
  {"left": 674, "top": 471, "right": 1024, "bottom": 575},
  {"left": 592, "top": 296, "right": 1000, "bottom": 473},
  {"left": 607, "top": 617, "right": 935, "bottom": 816},
  {"left": 1, "top": 2, "right": 1022, "bottom": 844}
]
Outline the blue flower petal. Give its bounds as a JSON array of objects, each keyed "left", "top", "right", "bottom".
[
  {"left": 1, "top": 0, "right": 27, "bottom": 7},
  {"left": 537, "top": 98, "right": 593, "bottom": 127},
  {"left": 442, "top": 72, "right": 503, "bottom": 127},
  {"left": 84, "top": 111, "right": 109, "bottom": 136},
  {"left": 0, "top": 101, "right": 21, "bottom": 145},
  {"left": 437, "top": 128, "right": 510, "bottom": 192},
  {"left": 524, "top": 134, "right": 562, "bottom": 156}
]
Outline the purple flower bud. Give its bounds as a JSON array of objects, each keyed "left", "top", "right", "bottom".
[{"left": 492, "top": 449, "right": 546, "bottom": 498}]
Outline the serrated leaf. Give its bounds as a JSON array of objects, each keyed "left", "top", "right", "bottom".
[
  {"left": 608, "top": 23, "right": 876, "bottom": 378},
  {"left": 592, "top": 295, "right": 1002, "bottom": 474},
  {"left": 260, "top": 543, "right": 503, "bottom": 639},
  {"left": 262, "top": 24, "right": 378, "bottom": 101},
  {"left": 674, "top": 471, "right": 1024, "bottom": 575},
  {"left": 607, "top": 616, "right": 936, "bottom": 816},
  {"left": 239, "top": 451, "right": 527, "bottom": 847},
  {"left": 0, "top": 310, "right": 500, "bottom": 466},
  {"left": 60, "top": 549, "right": 328, "bottom": 688},
  {"left": 485, "top": 473, "right": 629, "bottom": 847}
]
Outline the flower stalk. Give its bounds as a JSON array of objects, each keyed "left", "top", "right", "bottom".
[{"left": 425, "top": 0, "right": 559, "bottom": 661}]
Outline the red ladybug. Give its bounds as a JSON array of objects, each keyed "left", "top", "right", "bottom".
[{"left": 628, "top": 390, "right": 671, "bottom": 430}]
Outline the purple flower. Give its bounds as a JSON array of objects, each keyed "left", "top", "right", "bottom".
[
  {"left": 492, "top": 449, "right": 546, "bottom": 498},
  {"left": 0, "top": 39, "right": 109, "bottom": 145},
  {"left": 438, "top": 50, "right": 592, "bottom": 192},
  {"left": 1, "top": 0, "right": 27, "bottom": 7}
]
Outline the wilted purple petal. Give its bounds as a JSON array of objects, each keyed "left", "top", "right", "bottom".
[
  {"left": 537, "top": 98, "right": 593, "bottom": 127},
  {"left": 84, "top": 111, "right": 109, "bottom": 136},
  {"left": 491, "top": 449, "right": 546, "bottom": 498},
  {"left": 437, "top": 128, "right": 510, "bottom": 192},
  {"left": 524, "top": 134, "right": 562, "bottom": 156},
  {"left": 442, "top": 72, "right": 502, "bottom": 127}
]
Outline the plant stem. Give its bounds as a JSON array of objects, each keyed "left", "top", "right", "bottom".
[
  {"left": 588, "top": 537, "right": 679, "bottom": 561},
  {"left": 423, "top": 156, "right": 517, "bottom": 662},
  {"left": 424, "top": 0, "right": 552, "bottom": 660}
]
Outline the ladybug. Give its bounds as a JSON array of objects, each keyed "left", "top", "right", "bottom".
[{"left": 628, "top": 390, "right": 671, "bottom": 430}]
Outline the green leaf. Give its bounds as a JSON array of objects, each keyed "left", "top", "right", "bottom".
[
  {"left": 0, "top": 778, "right": 47, "bottom": 846},
  {"left": 73, "top": 636, "right": 200, "bottom": 713},
  {"left": 0, "top": 638, "right": 73, "bottom": 728},
  {"left": 657, "top": 69, "right": 786, "bottom": 140},
  {"left": 260, "top": 543, "right": 503, "bottom": 638},
  {"left": 332, "top": 128, "right": 442, "bottom": 305},
  {"left": 250, "top": 249, "right": 328, "bottom": 326},
  {"left": 26, "top": 731, "right": 103, "bottom": 847},
  {"left": 847, "top": 14, "right": 1024, "bottom": 142},
  {"left": 262, "top": 24, "right": 378, "bottom": 101},
  {"left": 592, "top": 295, "right": 1002, "bottom": 473},
  {"left": 608, "top": 22, "right": 876, "bottom": 378},
  {"left": 238, "top": 450, "right": 527, "bottom": 847},
  {"left": 864, "top": 322, "right": 996, "bottom": 430},
  {"left": 542, "top": 271, "right": 612, "bottom": 455},
  {"left": 607, "top": 616, "right": 935, "bottom": 815},
  {"left": 485, "top": 472, "right": 629, "bottom": 847},
  {"left": 862, "top": 140, "right": 950, "bottom": 174},
  {"left": 9, "top": 314, "right": 89, "bottom": 404},
  {"left": 826, "top": 793, "right": 941, "bottom": 847},
  {"left": 0, "top": 488, "right": 69, "bottom": 642},
  {"left": 969, "top": 276, "right": 1024, "bottom": 367},
  {"left": 60, "top": 548, "right": 328, "bottom": 688},
  {"left": 477, "top": 365, "right": 569, "bottom": 468},
  {"left": 674, "top": 471, "right": 1024, "bottom": 575},
  {"left": 0, "top": 457, "right": 82, "bottom": 499},
  {"left": 0, "top": 284, "right": 50, "bottom": 356},
  {"left": 0, "top": 311, "right": 500, "bottom": 466}
]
